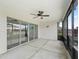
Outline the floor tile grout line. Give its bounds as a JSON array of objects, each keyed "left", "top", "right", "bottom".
[
  {"left": 28, "top": 40, "right": 68, "bottom": 59},
  {"left": 40, "top": 47, "right": 67, "bottom": 55},
  {"left": 27, "top": 44, "right": 40, "bottom": 48},
  {"left": 28, "top": 40, "right": 49, "bottom": 59},
  {"left": 0, "top": 39, "right": 69, "bottom": 59},
  {"left": 26, "top": 40, "right": 49, "bottom": 49}
]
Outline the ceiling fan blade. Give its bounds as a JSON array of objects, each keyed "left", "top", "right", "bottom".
[{"left": 42, "top": 15, "right": 49, "bottom": 17}]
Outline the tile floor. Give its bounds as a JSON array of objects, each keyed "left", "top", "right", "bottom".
[{"left": 0, "top": 39, "right": 70, "bottom": 59}]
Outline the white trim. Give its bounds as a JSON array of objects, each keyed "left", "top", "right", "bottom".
[
  {"left": 19, "top": 22, "right": 21, "bottom": 44},
  {"left": 28, "top": 24, "right": 30, "bottom": 42}
]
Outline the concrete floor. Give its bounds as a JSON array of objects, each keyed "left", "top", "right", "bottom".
[{"left": 0, "top": 39, "right": 70, "bottom": 59}]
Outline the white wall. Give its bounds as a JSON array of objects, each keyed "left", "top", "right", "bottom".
[
  {"left": 38, "top": 22, "right": 57, "bottom": 40},
  {"left": 0, "top": 16, "right": 7, "bottom": 54}
]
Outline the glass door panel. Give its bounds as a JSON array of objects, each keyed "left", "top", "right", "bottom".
[
  {"left": 35, "top": 25, "right": 38, "bottom": 39},
  {"left": 20, "top": 24, "right": 28, "bottom": 43},
  {"left": 7, "top": 19, "right": 20, "bottom": 49},
  {"left": 73, "top": 5, "right": 78, "bottom": 46},
  {"left": 68, "top": 12, "right": 72, "bottom": 50},
  {"left": 29, "top": 24, "right": 34, "bottom": 41},
  {"left": 32, "top": 25, "right": 35, "bottom": 40}
]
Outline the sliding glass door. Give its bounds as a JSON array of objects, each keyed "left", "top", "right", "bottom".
[
  {"left": 73, "top": 4, "right": 78, "bottom": 46},
  {"left": 29, "top": 24, "right": 35, "bottom": 41},
  {"left": 20, "top": 23, "right": 28, "bottom": 43},
  {"left": 7, "top": 18, "right": 20, "bottom": 49},
  {"left": 68, "top": 12, "right": 72, "bottom": 51},
  {"left": 57, "top": 21, "right": 63, "bottom": 40},
  {"left": 62, "top": 0, "right": 78, "bottom": 59},
  {"left": 35, "top": 25, "right": 38, "bottom": 39},
  {"left": 29, "top": 24, "right": 38, "bottom": 41},
  {"left": 7, "top": 17, "right": 38, "bottom": 49}
]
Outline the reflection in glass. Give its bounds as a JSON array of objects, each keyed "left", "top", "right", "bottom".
[
  {"left": 57, "top": 21, "right": 62, "bottom": 40},
  {"left": 68, "top": 13, "right": 72, "bottom": 39},
  {"left": 35, "top": 25, "right": 38, "bottom": 39},
  {"left": 63, "top": 17, "right": 68, "bottom": 46},
  {"left": 74, "top": 5, "right": 78, "bottom": 46},
  {"left": 29, "top": 24, "right": 38, "bottom": 41},
  {"left": 29, "top": 24, "right": 35, "bottom": 41},
  {"left": 7, "top": 17, "right": 38, "bottom": 49},
  {"left": 63, "top": 17, "right": 67, "bottom": 39},
  {"left": 21, "top": 24, "right": 28, "bottom": 43},
  {"left": 7, "top": 20, "right": 20, "bottom": 49},
  {"left": 68, "top": 12, "right": 72, "bottom": 50},
  {"left": 58, "top": 22, "right": 62, "bottom": 36}
]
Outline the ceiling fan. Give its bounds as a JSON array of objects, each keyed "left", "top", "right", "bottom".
[{"left": 31, "top": 11, "right": 49, "bottom": 19}]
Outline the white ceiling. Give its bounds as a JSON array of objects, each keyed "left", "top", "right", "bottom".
[{"left": 0, "top": 0, "right": 72, "bottom": 24}]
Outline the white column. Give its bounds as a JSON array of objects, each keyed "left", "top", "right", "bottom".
[{"left": 0, "top": 16, "right": 7, "bottom": 54}]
